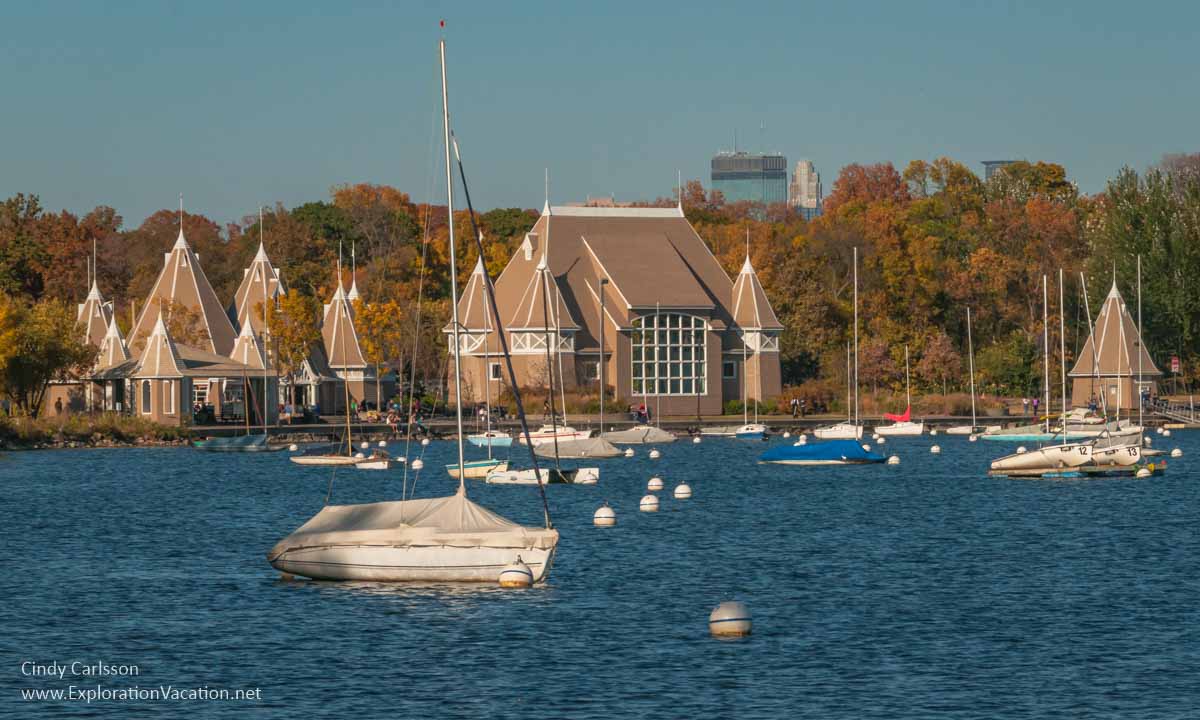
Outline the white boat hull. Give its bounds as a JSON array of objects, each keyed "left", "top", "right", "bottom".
[
  {"left": 486, "top": 467, "right": 599, "bottom": 485},
  {"left": 517, "top": 426, "right": 593, "bottom": 446},
  {"left": 290, "top": 455, "right": 363, "bottom": 467},
  {"left": 270, "top": 544, "right": 556, "bottom": 583},
  {"left": 467, "top": 432, "right": 513, "bottom": 448},
  {"left": 813, "top": 423, "right": 863, "bottom": 440},
  {"left": 875, "top": 421, "right": 924, "bottom": 436},
  {"left": 447, "top": 460, "right": 508, "bottom": 479},
  {"left": 991, "top": 443, "right": 1094, "bottom": 472}
]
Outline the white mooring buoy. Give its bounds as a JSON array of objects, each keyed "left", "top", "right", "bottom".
[
  {"left": 1163, "top": 429, "right": 1172, "bottom": 437},
  {"left": 649, "top": 449, "right": 662, "bottom": 459},
  {"left": 930, "top": 445, "right": 941, "bottom": 455},
  {"left": 624, "top": 448, "right": 635, "bottom": 458},
  {"left": 798, "top": 434, "right": 808, "bottom": 444},
  {"left": 887, "top": 455, "right": 900, "bottom": 465},
  {"left": 411, "top": 458, "right": 424, "bottom": 470},
  {"left": 498, "top": 557, "right": 534, "bottom": 588},
  {"left": 1171, "top": 448, "right": 1183, "bottom": 458},
  {"left": 593, "top": 503, "right": 616, "bottom": 527},
  {"left": 878, "top": 437, "right": 887, "bottom": 444},
  {"left": 1016, "top": 446, "right": 1027, "bottom": 455},
  {"left": 969, "top": 435, "right": 978, "bottom": 442},
  {"left": 640, "top": 494, "right": 660, "bottom": 512},
  {"left": 421, "top": 437, "right": 431, "bottom": 446},
  {"left": 1156, "top": 426, "right": 1164, "bottom": 435},
  {"left": 930, "top": 428, "right": 939, "bottom": 436},
  {"left": 354, "top": 452, "right": 365, "bottom": 459},
  {"left": 1136, "top": 467, "right": 1152, "bottom": 478},
  {"left": 647, "top": 476, "right": 664, "bottom": 491},
  {"left": 709, "top": 601, "right": 752, "bottom": 638},
  {"left": 360, "top": 440, "right": 370, "bottom": 450},
  {"left": 674, "top": 483, "right": 692, "bottom": 499},
  {"left": 783, "top": 431, "right": 791, "bottom": 439},
  {"left": 288, "top": 443, "right": 299, "bottom": 452},
  {"left": 862, "top": 443, "right": 871, "bottom": 452},
  {"left": 379, "top": 440, "right": 387, "bottom": 448},
  {"left": 692, "top": 436, "right": 701, "bottom": 444},
  {"left": 1143, "top": 436, "right": 1152, "bottom": 447}
]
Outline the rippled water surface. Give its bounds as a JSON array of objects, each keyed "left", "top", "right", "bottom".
[{"left": 3, "top": 431, "right": 1199, "bottom": 718}]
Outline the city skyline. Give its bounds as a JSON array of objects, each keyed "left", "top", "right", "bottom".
[{"left": 3, "top": 1, "right": 1198, "bottom": 228}]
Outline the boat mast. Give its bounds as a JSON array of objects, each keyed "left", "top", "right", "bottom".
[
  {"left": 440, "top": 36, "right": 467, "bottom": 489},
  {"left": 260, "top": 206, "right": 269, "bottom": 437},
  {"left": 1137, "top": 255, "right": 1143, "bottom": 431},
  {"left": 483, "top": 270, "right": 493, "bottom": 461},
  {"left": 904, "top": 344, "right": 911, "bottom": 412},
  {"left": 1080, "top": 273, "right": 1110, "bottom": 422},
  {"left": 598, "top": 277, "right": 606, "bottom": 434},
  {"left": 853, "top": 246, "right": 859, "bottom": 428},
  {"left": 1059, "top": 269, "right": 1067, "bottom": 422},
  {"left": 967, "top": 307, "right": 977, "bottom": 430},
  {"left": 1043, "top": 274, "right": 1050, "bottom": 433},
  {"left": 845, "top": 341, "right": 851, "bottom": 424}
]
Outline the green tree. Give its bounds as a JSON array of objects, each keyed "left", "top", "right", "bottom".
[{"left": 0, "top": 297, "right": 97, "bottom": 417}]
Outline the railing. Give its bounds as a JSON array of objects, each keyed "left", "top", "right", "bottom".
[{"left": 1149, "top": 397, "right": 1198, "bottom": 422}]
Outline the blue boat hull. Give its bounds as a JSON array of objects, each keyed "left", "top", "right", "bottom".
[
  {"left": 193, "top": 434, "right": 279, "bottom": 452},
  {"left": 759, "top": 439, "right": 885, "bottom": 466}
]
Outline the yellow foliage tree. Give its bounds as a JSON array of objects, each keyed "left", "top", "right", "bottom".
[
  {"left": 355, "top": 299, "right": 407, "bottom": 409},
  {"left": 266, "top": 293, "right": 321, "bottom": 407}
]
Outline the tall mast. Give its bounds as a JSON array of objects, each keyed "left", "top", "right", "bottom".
[
  {"left": 967, "top": 307, "right": 977, "bottom": 430},
  {"left": 260, "top": 205, "right": 269, "bottom": 435},
  {"left": 1043, "top": 274, "right": 1050, "bottom": 433},
  {"left": 1059, "top": 269, "right": 1067, "bottom": 420},
  {"left": 846, "top": 341, "right": 852, "bottom": 423},
  {"left": 440, "top": 36, "right": 467, "bottom": 490},
  {"left": 482, "top": 263, "right": 493, "bottom": 460},
  {"left": 1137, "top": 256, "right": 1143, "bottom": 430},
  {"left": 853, "top": 246, "right": 859, "bottom": 428},
  {"left": 904, "top": 344, "right": 911, "bottom": 410},
  {"left": 598, "top": 277, "right": 606, "bottom": 434},
  {"left": 656, "top": 301, "right": 662, "bottom": 426},
  {"left": 1080, "top": 273, "right": 1109, "bottom": 421}
]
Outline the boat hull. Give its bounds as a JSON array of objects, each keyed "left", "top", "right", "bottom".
[
  {"left": 813, "top": 423, "right": 863, "bottom": 440},
  {"left": 467, "top": 433, "right": 513, "bottom": 448},
  {"left": 193, "top": 434, "right": 280, "bottom": 452},
  {"left": 875, "top": 421, "right": 924, "bottom": 436},
  {"left": 486, "top": 467, "right": 598, "bottom": 485},
  {"left": 990, "top": 443, "right": 1093, "bottom": 472},
  {"left": 290, "top": 456, "right": 363, "bottom": 466},
  {"left": 517, "top": 427, "right": 593, "bottom": 446},
  {"left": 270, "top": 544, "right": 556, "bottom": 583},
  {"left": 447, "top": 460, "right": 508, "bottom": 479}
]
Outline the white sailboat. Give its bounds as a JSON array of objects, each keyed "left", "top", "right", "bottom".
[
  {"left": 815, "top": 249, "right": 864, "bottom": 441},
  {"left": 269, "top": 36, "right": 558, "bottom": 582},
  {"left": 946, "top": 307, "right": 988, "bottom": 435},
  {"left": 875, "top": 345, "right": 924, "bottom": 436}
]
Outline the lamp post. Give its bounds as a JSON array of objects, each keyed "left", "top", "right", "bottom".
[{"left": 598, "top": 277, "right": 608, "bottom": 432}]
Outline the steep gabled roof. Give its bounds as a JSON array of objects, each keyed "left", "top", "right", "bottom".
[
  {"left": 128, "top": 227, "right": 239, "bottom": 357},
  {"left": 507, "top": 255, "right": 580, "bottom": 331},
  {"left": 96, "top": 315, "right": 130, "bottom": 370},
  {"left": 730, "top": 255, "right": 783, "bottom": 330},
  {"left": 231, "top": 242, "right": 285, "bottom": 335},
  {"left": 230, "top": 319, "right": 269, "bottom": 370},
  {"left": 322, "top": 279, "right": 367, "bottom": 369},
  {"left": 450, "top": 256, "right": 494, "bottom": 332},
  {"left": 77, "top": 280, "right": 113, "bottom": 348},
  {"left": 1069, "top": 281, "right": 1161, "bottom": 378},
  {"left": 135, "top": 314, "right": 184, "bottom": 378}
]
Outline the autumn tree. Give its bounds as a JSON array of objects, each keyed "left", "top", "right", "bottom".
[
  {"left": 0, "top": 297, "right": 97, "bottom": 417},
  {"left": 915, "top": 330, "right": 963, "bottom": 395},
  {"left": 267, "top": 292, "right": 321, "bottom": 405},
  {"left": 355, "top": 299, "right": 407, "bottom": 406}
]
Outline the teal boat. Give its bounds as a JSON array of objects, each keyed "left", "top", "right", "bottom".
[{"left": 193, "top": 433, "right": 280, "bottom": 452}]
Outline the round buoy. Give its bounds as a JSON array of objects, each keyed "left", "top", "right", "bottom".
[
  {"left": 411, "top": 458, "right": 424, "bottom": 470},
  {"left": 1163, "top": 429, "right": 1172, "bottom": 437},
  {"left": 969, "top": 435, "right": 978, "bottom": 443},
  {"left": 1156, "top": 426, "right": 1164, "bottom": 435},
  {"left": 1143, "top": 436, "right": 1152, "bottom": 447},
  {"left": 649, "top": 449, "right": 662, "bottom": 459},
  {"left": 396, "top": 455, "right": 406, "bottom": 463},
  {"left": 930, "top": 445, "right": 941, "bottom": 455},
  {"left": 674, "top": 483, "right": 692, "bottom": 499},
  {"left": 647, "top": 476, "right": 664, "bottom": 491},
  {"left": 878, "top": 437, "right": 887, "bottom": 444},
  {"left": 498, "top": 557, "right": 534, "bottom": 588},
  {"left": 354, "top": 451, "right": 365, "bottom": 459},
  {"left": 798, "top": 435, "right": 808, "bottom": 444},
  {"left": 872, "top": 434, "right": 882, "bottom": 442},
  {"left": 862, "top": 443, "right": 871, "bottom": 452},
  {"left": 421, "top": 437, "right": 431, "bottom": 446},
  {"left": 709, "top": 601, "right": 752, "bottom": 638},
  {"left": 1136, "top": 467, "right": 1152, "bottom": 478},
  {"left": 288, "top": 443, "right": 299, "bottom": 452},
  {"left": 593, "top": 503, "right": 616, "bottom": 527},
  {"left": 624, "top": 448, "right": 635, "bottom": 457},
  {"left": 1016, "top": 446, "right": 1027, "bottom": 454},
  {"left": 379, "top": 440, "right": 387, "bottom": 448},
  {"left": 930, "top": 429, "right": 939, "bottom": 436},
  {"left": 639, "top": 494, "right": 659, "bottom": 512},
  {"left": 783, "top": 431, "right": 791, "bottom": 439},
  {"left": 1171, "top": 448, "right": 1182, "bottom": 458},
  {"left": 692, "top": 436, "right": 701, "bottom": 444},
  {"left": 887, "top": 455, "right": 900, "bottom": 465},
  {"left": 360, "top": 440, "right": 370, "bottom": 450}
]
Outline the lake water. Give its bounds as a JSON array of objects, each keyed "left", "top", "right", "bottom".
[{"left": 3, "top": 431, "right": 1199, "bottom": 718}]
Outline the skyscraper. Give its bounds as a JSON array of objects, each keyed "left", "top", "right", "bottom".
[
  {"left": 711, "top": 151, "right": 788, "bottom": 205},
  {"left": 788, "top": 160, "right": 822, "bottom": 220},
  {"left": 982, "top": 160, "right": 1017, "bottom": 181}
]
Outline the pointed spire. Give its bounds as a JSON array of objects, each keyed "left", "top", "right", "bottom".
[
  {"left": 677, "top": 169, "right": 683, "bottom": 211},
  {"left": 347, "top": 240, "right": 360, "bottom": 301},
  {"left": 542, "top": 168, "right": 551, "bottom": 216},
  {"left": 174, "top": 194, "right": 188, "bottom": 248}
]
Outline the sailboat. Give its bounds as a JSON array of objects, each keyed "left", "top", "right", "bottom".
[
  {"left": 195, "top": 207, "right": 280, "bottom": 453},
  {"left": 814, "top": 249, "right": 864, "bottom": 441},
  {"left": 764, "top": 248, "right": 884, "bottom": 466},
  {"left": 269, "top": 36, "right": 559, "bottom": 581},
  {"left": 451, "top": 260, "right": 508, "bottom": 477},
  {"left": 875, "top": 345, "right": 924, "bottom": 436},
  {"left": 946, "top": 307, "right": 989, "bottom": 435}
]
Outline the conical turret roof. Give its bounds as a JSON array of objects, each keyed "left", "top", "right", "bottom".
[
  {"left": 322, "top": 277, "right": 367, "bottom": 369},
  {"left": 135, "top": 314, "right": 184, "bottom": 378},
  {"left": 95, "top": 315, "right": 130, "bottom": 370},
  {"left": 77, "top": 279, "right": 113, "bottom": 348},
  {"left": 1069, "top": 280, "right": 1161, "bottom": 378},
  {"left": 452, "top": 256, "right": 493, "bottom": 331},
  {"left": 230, "top": 318, "right": 269, "bottom": 371},
  {"left": 508, "top": 256, "right": 579, "bottom": 331},
  {"left": 731, "top": 254, "right": 782, "bottom": 330},
  {"left": 231, "top": 241, "right": 286, "bottom": 335},
  {"left": 128, "top": 226, "right": 238, "bottom": 356}
]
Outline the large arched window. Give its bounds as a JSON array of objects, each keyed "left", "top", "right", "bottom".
[{"left": 631, "top": 313, "right": 706, "bottom": 395}]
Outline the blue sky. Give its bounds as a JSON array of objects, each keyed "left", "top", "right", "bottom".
[{"left": 3, "top": 0, "right": 1197, "bottom": 228}]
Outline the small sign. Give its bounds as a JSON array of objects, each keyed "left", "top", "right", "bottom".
[{"left": 1171, "top": 356, "right": 1181, "bottom": 373}]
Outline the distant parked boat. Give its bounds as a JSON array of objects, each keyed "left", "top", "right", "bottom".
[
  {"left": 600, "top": 426, "right": 677, "bottom": 444},
  {"left": 533, "top": 437, "right": 621, "bottom": 459},
  {"left": 447, "top": 458, "right": 508, "bottom": 479},
  {"left": 813, "top": 422, "right": 863, "bottom": 440},
  {"left": 466, "top": 430, "right": 512, "bottom": 448},
  {"left": 874, "top": 346, "right": 924, "bottom": 436},
  {"left": 517, "top": 424, "right": 592, "bottom": 446},
  {"left": 193, "top": 434, "right": 278, "bottom": 452},
  {"left": 760, "top": 438, "right": 885, "bottom": 466},
  {"left": 356, "top": 451, "right": 403, "bottom": 471}
]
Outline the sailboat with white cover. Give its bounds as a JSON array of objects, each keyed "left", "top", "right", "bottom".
[
  {"left": 874, "top": 345, "right": 924, "bottom": 436},
  {"left": 269, "top": 36, "right": 558, "bottom": 582},
  {"left": 815, "top": 250, "right": 865, "bottom": 441}
]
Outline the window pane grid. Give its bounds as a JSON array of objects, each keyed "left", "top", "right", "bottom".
[{"left": 630, "top": 313, "right": 706, "bottom": 396}]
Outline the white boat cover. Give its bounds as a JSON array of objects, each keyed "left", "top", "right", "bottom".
[
  {"left": 268, "top": 492, "right": 558, "bottom": 559},
  {"left": 533, "top": 437, "right": 622, "bottom": 458},
  {"left": 600, "top": 426, "right": 677, "bottom": 444}
]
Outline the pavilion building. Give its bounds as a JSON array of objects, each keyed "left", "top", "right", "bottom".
[
  {"left": 1068, "top": 280, "right": 1161, "bottom": 411},
  {"left": 445, "top": 204, "right": 783, "bottom": 414}
]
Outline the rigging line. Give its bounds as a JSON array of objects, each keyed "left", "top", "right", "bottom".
[
  {"left": 541, "top": 249, "right": 562, "bottom": 471},
  {"left": 400, "top": 71, "right": 442, "bottom": 504},
  {"left": 452, "top": 132, "right": 552, "bottom": 527}
]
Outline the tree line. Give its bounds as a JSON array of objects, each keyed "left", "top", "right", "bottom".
[{"left": 2, "top": 154, "right": 1198, "bottom": 415}]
